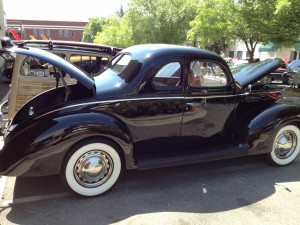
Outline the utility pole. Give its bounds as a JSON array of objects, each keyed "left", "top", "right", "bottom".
[
  {"left": 0, "top": 0, "right": 5, "bottom": 68},
  {"left": 0, "top": 0, "right": 6, "bottom": 39}
]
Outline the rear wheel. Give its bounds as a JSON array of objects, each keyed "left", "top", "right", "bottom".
[
  {"left": 268, "top": 125, "right": 300, "bottom": 166},
  {"left": 60, "top": 139, "right": 122, "bottom": 197}
]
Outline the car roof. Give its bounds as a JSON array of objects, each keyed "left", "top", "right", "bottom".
[
  {"left": 117, "top": 44, "right": 228, "bottom": 80},
  {"left": 124, "top": 44, "right": 222, "bottom": 61}
]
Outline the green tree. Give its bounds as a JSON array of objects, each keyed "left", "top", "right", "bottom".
[
  {"left": 82, "top": 17, "right": 108, "bottom": 43},
  {"left": 94, "top": 16, "right": 132, "bottom": 48},
  {"left": 188, "top": 0, "right": 235, "bottom": 54},
  {"left": 116, "top": 5, "right": 125, "bottom": 17},
  {"left": 125, "top": 0, "right": 199, "bottom": 45},
  {"left": 188, "top": 0, "right": 300, "bottom": 62},
  {"left": 268, "top": 0, "right": 300, "bottom": 45}
]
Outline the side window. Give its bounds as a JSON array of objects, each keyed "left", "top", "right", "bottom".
[
  {"left": 70, "top": 55, "right": 106, "bottom": 76},
  {"left": 21, "top": 56, "right": 50, "bottom": 77},
  {"left": 189, "top": 60, "right": 227, "bottom": 87},
  {"left": 152, "top": 62, "right": 182, "bottom": 88},
  {"left": 20, "top": 54, "right": 66, "bottom": 77}
]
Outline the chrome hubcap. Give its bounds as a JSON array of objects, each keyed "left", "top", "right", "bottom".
[
  {"left": 274, "top": 130, "right": 297, "bottom": 159},
  {"left": 74, "top": 150, "right": 113, "bottom": 187}
]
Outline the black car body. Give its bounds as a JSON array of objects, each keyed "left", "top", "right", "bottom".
[{"left": 0, "top": 38, "right": 300, "bottom": 197}]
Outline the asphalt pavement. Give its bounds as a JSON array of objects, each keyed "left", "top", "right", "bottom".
[{"left": 0, "top": 147, "right": 300, "bottom": 225}]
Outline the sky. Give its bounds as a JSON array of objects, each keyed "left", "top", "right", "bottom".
[{"left": 3, "top": 0, "right": 130, "bottom": 22}]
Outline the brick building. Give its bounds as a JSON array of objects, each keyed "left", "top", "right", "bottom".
[{"left": 6, "top": 19, "right": 87, "bottom": 42}]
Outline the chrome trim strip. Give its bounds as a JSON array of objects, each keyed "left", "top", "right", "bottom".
[
  {"left": 34, "top": 97, "right": 185, "bottom": 119},
  {"left": 185, "top": 95, "right": 237, "bottom": 100},
  {"left": 34, "top": 94, "right": 237, "bottom": 119}
]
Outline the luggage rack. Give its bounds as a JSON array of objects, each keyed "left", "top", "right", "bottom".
[{"left": 16, "top": 40, "right": 123, "bottom": 56}]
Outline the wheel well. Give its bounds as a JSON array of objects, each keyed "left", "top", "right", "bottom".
[
  {"left": 275, "top": 121, "right": 300, "bottom": 133},
  {"left": 289, "top": 121, "right": 300, "bottom": 130}
]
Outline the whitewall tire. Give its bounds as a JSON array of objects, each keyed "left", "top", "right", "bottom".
[
  {"left": 61, "top": 140, "right": 122, "bottom": 197},
  {"left": 268, "top": 125, "right": 300, "bottom": 166}
]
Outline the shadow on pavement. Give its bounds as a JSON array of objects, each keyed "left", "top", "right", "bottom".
[{"left": 3, "top": 154, "right": 300, "bottom": 224}]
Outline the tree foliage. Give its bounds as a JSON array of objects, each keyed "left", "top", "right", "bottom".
[
  {"left": 82, "top": 17, "right": 108, "bottom": 43},
  {"left": 124, "top": 0, "right": 199, "bottom": 45},
  {"left": 85, "top": 0, "right": 300, "bottom": 58},
  {"left": 94, "top": 17, "right": 132, "bottom": 48},
  {"left": 116, "top": 5, "right": 125, "bottom": 17},
  {"left": 188, "top": 0, "right": 300, "bottom": 61},
  {"left": 93, "top": 0, "right": 199, "bottom": 47},
  {"left": 268, "top": 0, "right": 300, "bottom": 45}
]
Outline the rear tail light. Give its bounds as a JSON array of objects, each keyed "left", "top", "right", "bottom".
[{"left": 264, "top": 92, "right": 282, "bottom": 101}]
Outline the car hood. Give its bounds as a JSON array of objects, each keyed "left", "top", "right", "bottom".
[
  {"left": 0, "top": 44, "right": 95, "bottom": 89},
  {"left": 232, "top": 58, "right": 285, "bottom": 88},
  {"left": 287, "top": 60, "right": 300, "bottom": 72}
]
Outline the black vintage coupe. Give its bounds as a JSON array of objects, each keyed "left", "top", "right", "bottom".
[{"left": 0, "top": 38, "right": 299, "bottom": 197}]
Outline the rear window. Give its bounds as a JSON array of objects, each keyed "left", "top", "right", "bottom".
[{"left": 20, "top": 54, "right": 66, "bottom": 77}]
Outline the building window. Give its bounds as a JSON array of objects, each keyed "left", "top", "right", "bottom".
[
  {"left": 33, "top": 29, "right": 38, "bottom": 37},
  {"left": 46, "top": 29, "right": 51, "bottom": 37},
  {"left": 246, "top": 51, "right": 250, "bottom": 58},
  {"left": 71, "top": 30, "right": 75, "bottom": 38},
  {"left": 237, "top": 51, "right": 243, "bottom": 59},
  {"left": 64, "top": 30, "right": 70, "bottom": 37},
  {"left": 229, "top": 51, "right": 234, "bottom": 58},
  {"left": 39, "top": 29, "right": 45, "bottom": 37},
  {"left": 59, "top": 30, "right": 63, "bottom": 37}
]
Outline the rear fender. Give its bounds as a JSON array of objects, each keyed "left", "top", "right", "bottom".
[{"left": 234, "top": 104, "right": 300, "bottom": 154}]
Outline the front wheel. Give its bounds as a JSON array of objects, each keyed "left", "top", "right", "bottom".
[
  {"left": 60, "top": 139, "right": 122, "bottom": 197},
  {"left": 268, "top": 125, "right": 300, "bottom": 166}
]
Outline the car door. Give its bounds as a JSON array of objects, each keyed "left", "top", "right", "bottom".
[
  {"left": 129, "top": 60, "right": 186, "bottom": 159},
  {"left": 181, "top": 59, "right": 237, "bottom": 149}
]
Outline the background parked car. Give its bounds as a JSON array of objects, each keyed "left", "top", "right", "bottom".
[
  {"left": 1, "top": 39, "right": 122, "bottom": 80},
  {"left": 0, "top": 38, "right": 122, "bottom": 133},
  {"left": 230, "top": 59, "right": 249, "bottom": 68}
]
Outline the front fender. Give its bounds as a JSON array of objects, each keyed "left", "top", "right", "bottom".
[{"left": 0, "top": 111, "right": 134, "bottom": 176}]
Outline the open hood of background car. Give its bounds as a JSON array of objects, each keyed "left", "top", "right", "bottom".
[
  {"left": 0, "top": 39, "right": 95, "bottom": 90},
  {"left": 232, "top": 58, "right": 286, "bottom": 88}
]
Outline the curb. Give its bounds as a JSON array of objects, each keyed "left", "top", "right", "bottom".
[
  {"left": 0, "top": 176, "right": 6, "bottom": 203},
  {"left": 0, "top": 136, "right": 6, "bottom": 201}
]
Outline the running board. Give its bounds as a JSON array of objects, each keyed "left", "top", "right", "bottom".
[{"left": 136, "top": 144, "right": 249, "bottom": 170}]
